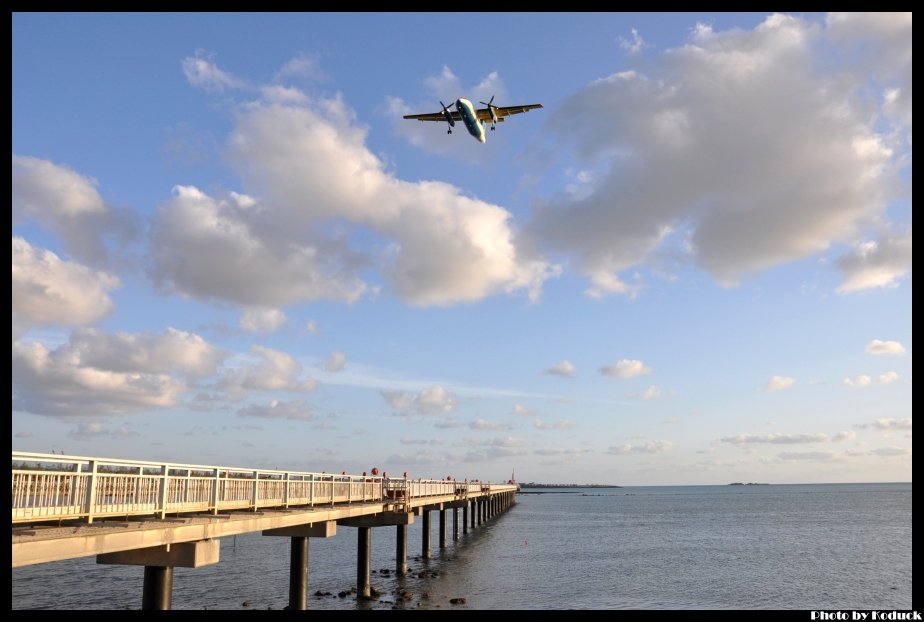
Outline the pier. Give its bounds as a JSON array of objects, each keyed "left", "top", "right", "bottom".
[{"left": 11, "top": 451, "right": 517, "bottom": 609}]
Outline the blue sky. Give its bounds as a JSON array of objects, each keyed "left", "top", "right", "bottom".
[{"left": 12, "top": 13, "right": 912, "bottom": 484}]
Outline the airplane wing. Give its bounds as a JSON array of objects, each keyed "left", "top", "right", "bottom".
[
  {"left": 403, "top": 111, "right": 462, "bottom": 122},
  {"left": 475, "top": 103, "right": 543, "bottom": 121}
]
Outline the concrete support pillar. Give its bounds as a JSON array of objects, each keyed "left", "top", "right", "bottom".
[
  {"left": 439, "top": 509, "right": 447, "bottom": 549},
  {"left": 421, "top": 510, "right": 431, "bottom": 559},
  {"left": 396, "top": 524, "right": 408, "bottom": 576},
  {"left": 463, "top": 504, "right": 468, "bottom": 533},
  {"left": 453, "top": 507, "right": 460, "bottom": 541},
  {"left": 142, "top": 566, "right": 173, "bottom": 610},
  {"left": 357, "top": 527, "right": 372, "bottom": 599},
  {"left": 289, "top": 537, "right": 309, "bottom": 610}
]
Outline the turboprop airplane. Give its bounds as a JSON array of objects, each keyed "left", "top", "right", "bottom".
[{"left": 403, "top": 96, "right": 543, "bottom": 143}]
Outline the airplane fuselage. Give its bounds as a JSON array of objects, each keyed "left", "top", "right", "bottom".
[{"left": 455, "top": 98, "right": 486, "bottom": 144}]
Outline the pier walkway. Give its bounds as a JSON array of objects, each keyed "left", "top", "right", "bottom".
[{"left": 11, "top": 451, "right": 518, "bottom": 609}]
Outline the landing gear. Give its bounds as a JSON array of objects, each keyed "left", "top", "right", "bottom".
[
  {"left": 447, "top": 129, "right": 452, "bottom": 134},
  {"left": 490, "top": 126, "right": 495, "bottom": 131}
]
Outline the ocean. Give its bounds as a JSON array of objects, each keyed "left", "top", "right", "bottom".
[{"left": 11, "top": 482, "right": 912, "bottom": 610}]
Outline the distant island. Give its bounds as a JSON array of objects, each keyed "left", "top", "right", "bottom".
[
  {"left": 728, "top": 482, "right": 770, "bottom": 485},
  {"left": 519, "top": 483, "right": 622, "bottom": 489}
]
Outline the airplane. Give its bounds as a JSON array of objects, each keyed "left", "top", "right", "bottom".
[{"left": 403, "top": 96, "right": 543, "bottom": 143}]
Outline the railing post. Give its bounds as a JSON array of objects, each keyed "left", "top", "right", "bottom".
[
  {"left": 309, "top": 474, "right": 314, "bottom": 506},
  {"left": 284, "top": 472, "right": 290, "bottom": 509},
  {"left": 211, "top": 468, "right": 220, "bottom": 515},
  {"left": 252, "top": 471, "right": 259, "bottom": 511},
  {"left": 85, "top": 460, "right": 98, "bottom": 524},
  {"left": 157, "top": 464, "right": 169, "bottom": 519}
]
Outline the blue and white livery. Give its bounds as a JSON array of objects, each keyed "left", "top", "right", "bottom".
[{"left": 404, "top": 96, "right": 543, "bottom": 143}]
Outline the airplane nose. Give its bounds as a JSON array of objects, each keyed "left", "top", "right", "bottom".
[{"left": 479, "top": 135, "right": 486, "bottom": 143}]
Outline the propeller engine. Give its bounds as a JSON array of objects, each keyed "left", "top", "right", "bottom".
[
  {"left": 441, "top": 100, "right": 455, "bottom": 134},
  {"left": 480, "top": 95, "right": 499, "bottom": 130}
]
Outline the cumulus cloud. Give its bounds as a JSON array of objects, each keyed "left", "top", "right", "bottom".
[
  {"left": 182, "top": 50, "right": 247, "bottom": 92},
  {"left": 323, "top": 351, "right": 347, "bottom": 372},
  {"left": 12, "top": 156, "right": 135, "bottom": 265},
  {"left": 529, "top": 14, "right": 907, "bottom": 297},
  {"left": 607, "top": 440, "right": 673, "bottom": 454},
  {"left": 12, "top": 332, "right": 199, "bottom": 417},
  {"left": 533, "top": 419, "right": 577, "bottom": 430},
  {"left": 222, "top": 345, "right": 318, "bottom": 395},
  {"left": 12, "top": 237, "right": 119, "bottom": 330},
  {"left": 238, "top": 399, "right": 313, "bottom": 420},
  {"left": 544, "top": 360, "right": 576, "bottom": 377},
  {"left": 765, "top": 376, "right": 796, "bottom": 392},
  {"left": 304, "top": 319, "right": 320, "bottom": 335},
  {"left": 382, "top": 385, "right": 458, "bottom": 415},
  {"left": 865, "top": 339, "right": 906, "bottom": 356},
  {"left": 836, "top": 230, "right": 913, "bottom": 293},
  {"left": 240, "top": 308, "right": 287, "bottom": 332},
  {"left": 150, "top": 186, "right": 368, "bottom": 306},
  {"left": 153, "top": 75, "right": 556, "bottom": 307},
  {"left": 600, "top": 359, "right": 651, "bottom": 379},
  {"left": 641, "top": 385, "right": 662, "bottom": 400}
]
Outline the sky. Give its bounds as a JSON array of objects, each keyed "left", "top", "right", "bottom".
[{"left": 12, "top": 13, "right": 912, "bottom": 485}]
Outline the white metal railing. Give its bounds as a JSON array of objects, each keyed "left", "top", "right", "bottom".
[{"left": 11, "top": 451, "right": 514, "bottom": 524}]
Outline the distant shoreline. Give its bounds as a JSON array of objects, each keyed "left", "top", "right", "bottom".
[{"left": 519, "top": 484, "right": 622, "bottom": 489}]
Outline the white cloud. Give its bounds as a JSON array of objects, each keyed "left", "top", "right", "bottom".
[
  {"left": 64, "top": 327, "right": 225, "bottom": 380},
  {"left": 765, "top": 376, "right": 796, "bottom": 392},
  {"left": 273, "top": 54, "right": 328, "bottom": 84},
  {"left": 386, "top": 66, "right": 510, "bottom": 157},
  {"left": 68, "top": 421, "right": 137, "bottom": 440},
  {"left": 618, "top": 28, "right": 645, "bottom": 54},
  {"left": 843, "top": 374, "right": 873, "bottom": 388},
  {"left": 600, "top": 359, "right": 651, "bottom": 379},
  {"left": 836, "top": 231, "right": 913, "bottom": 293},
  {"left": 240, "top": 307, "right": 287, "bottom": 333},
  {"left": 12, "top": 333, "right": 194, "bottom": 418},
  {"left": 777, "top": 451, "right": 837, "bottom": 461},
  {"left": 323, "top": 351, "right": 347, "bottom": 372},
  {"left": 12, "top": 156, "right": 135, "bottom": 265},
  {"left": 878, "top": 371, "right": 900, "bottom": 385},
  {"left": 181, "top": 51, "right": 247, "bottom": 92},
  {"left": 832, "top": 430, "right": 856, "bottom": 442},
  {"left": 150, "top": 186, "right": 368, "bottom": 306},
  {"left": 641, "top": 385, "right": 662, "bottom": 400},
  {"left": 869, "top": 446, "right": 909, "bottom": 457},
  {"left": 533, "top": 419, "right": 577, "bottom": 430},
  {"left": 381, "top": 385, "right": 458, "bottom": 415},
  {"left": 874, "top": 418, "right": 912, "bottom": 430},
  {"left": 238, "top": 399, "right": 313, "bottom": 420},
  {"left": 512, "top": 404, "right": 532, "bottom": 417},
  {"left": 12, "top": 237, "right": 119, "bottom": 329},
  {"left": 607, "top": 440, "right": 673, "bottom": 454},
  {"left": 469, "top": 418, "right": 513, "bottom": 431},
  {"left": 222, "top": 345, "right": 317, "bottom": 395},
  {"left": 153, "top": 82, "right": 556, "bottom": 307},
  {"left": 530, "top": 14, "right": 905, "bottom": 296},
  {"left": 544, "top": 360, "right": 576, "bottom": 377},
  {"left": 305, "top": 319, "right": 320, "bottom": 335},
  {"left": 721, "top": 432, "right": 846, "bottom": 444},
  {"left": 865, "top": 339, "right": 906, "bottom": 355}
]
